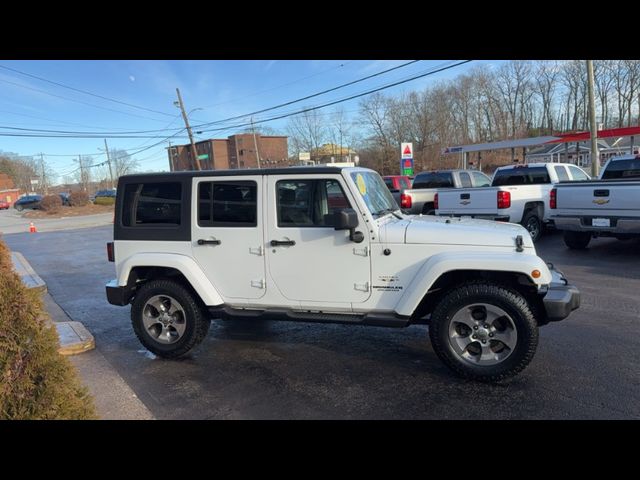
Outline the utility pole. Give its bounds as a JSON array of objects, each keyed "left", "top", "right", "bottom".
[
  {"left": 40, "top": 153, "right": 48, "bottom": 195},
  {"left": 78, "top": 155, "right": 86, "bottom": 192},
  {"left": 168, "top": 141, "right": 174, "bottom": 171},
  {"left": 103, "top": 139, "right": 115, "bottom": 189},
  {"left": 587, "top": 60, "right": 599, "bottom": 178},
  {"left": 251, "top": 116, "right": 261, "bottom": 168},
  {"left": 175, "top": 88, "right": 201, "bottom": 171}
]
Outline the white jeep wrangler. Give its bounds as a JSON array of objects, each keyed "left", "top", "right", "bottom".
[{"left": 106, "top": 166, "right": 580, "bottom": 382}]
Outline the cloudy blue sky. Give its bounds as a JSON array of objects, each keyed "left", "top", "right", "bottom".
[{"left": 0, "top": 60, "right": 500, "bottom": 182}]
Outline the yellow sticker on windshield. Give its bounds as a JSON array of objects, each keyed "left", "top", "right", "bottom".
[{"left": 356, "top": 174, "right": 367, "bottom": 195}]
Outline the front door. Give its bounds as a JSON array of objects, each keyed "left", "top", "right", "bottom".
[
  {"left": 265, "top": 174, "right": 371, "bottom": 305},
  {"left": 191, "top": 176, "right": 266, "bottom": 301}
]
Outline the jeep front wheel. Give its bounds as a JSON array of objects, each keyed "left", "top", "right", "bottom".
[
  {"left": 428, "top": 282, "right": 538, "bottom": 382},
  {"left": 131, "top": 279, "right": 210, "bottom": 359},
  {"left": 564, "top": 231, "right": 591, "bottom": 249}
]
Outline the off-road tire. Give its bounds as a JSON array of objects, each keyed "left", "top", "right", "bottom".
[
  {"left": 131, "top": 279, "right": 210, "bottom": 359},
  {"left": 428, "top": 282, "right": 539, "bottom": 382},
  {"left": 522, "top": 210, "right": 543, "bottom": 242},
  {"left": 564, "top": 231, "right": 591, "bottom": 249}
]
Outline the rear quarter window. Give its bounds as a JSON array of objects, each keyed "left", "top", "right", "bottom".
[{"left": 122, "top": 182, "right": 182, "bottom": 226}]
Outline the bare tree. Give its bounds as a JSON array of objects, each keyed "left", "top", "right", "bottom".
[
  {"left": 286, "top": 109, "right": 328, "bottom": 162},
  {"left": 533, "top": 60, "right": 560, "bottom": 133},
  {"left": 109, "top": 148, "right": 139, "bottom": 179}
]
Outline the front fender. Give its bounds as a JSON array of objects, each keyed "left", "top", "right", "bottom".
[
  {"left": 394, "top": 251, "right": 552, "bottom": 317},
  {"left": 117, "top": 253, "right": 224, "bottom": 306}
]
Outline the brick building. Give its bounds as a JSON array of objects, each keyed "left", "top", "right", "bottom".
[
  {"left": 168, "top": 133, "right": 289, "bottom": 171},
  {"left": 0, "top": 173, "right": 21, "bottom": 206}
]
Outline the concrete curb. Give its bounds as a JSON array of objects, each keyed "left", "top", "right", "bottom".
[
  {"left": 11, "top": 251, "right": 96, "bottom": 356},
  {"left": 11, "top": 252, "right": 47, "bottom": 294}
]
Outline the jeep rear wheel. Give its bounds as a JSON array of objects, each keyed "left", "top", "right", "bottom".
[
  {"left": 131, "top": 279, "right": 210, "bottom": 359},
  {"left": 428, "top": 282, "right": 539, "bottom": 382}
]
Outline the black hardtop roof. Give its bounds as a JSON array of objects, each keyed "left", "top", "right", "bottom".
[{"left": 120, "top": 166, "right": 349, "bottom": 182}]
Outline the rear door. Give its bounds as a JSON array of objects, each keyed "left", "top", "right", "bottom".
[{"left": 191, "top": 175, "right": 266, "bottom": 301}]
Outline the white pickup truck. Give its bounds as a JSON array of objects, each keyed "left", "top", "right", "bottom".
[
  {"left": 551, "top": 154, "right": 640, "bottom": 249},
  {"left": 434, "top": 163, "right": 591, "bottom": 241}
]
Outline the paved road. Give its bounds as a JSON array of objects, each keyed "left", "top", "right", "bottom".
[
  {"left": 0, "top": 208, "right": 112, "bottom": 235},
  {"left": 4, "top": 226, "right": 639, "bottom": 419}
]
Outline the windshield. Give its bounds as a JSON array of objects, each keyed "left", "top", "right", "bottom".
[{"left": 350, "top": 171, "right": 398, "bottom": 216}]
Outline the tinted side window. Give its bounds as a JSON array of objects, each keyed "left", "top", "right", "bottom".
[
  {"left": 554, "top": 166, "right": 570, "bottom": 181},
  {"left": 459, "top": 172, "right": 472, "bottom": 188},
  {"left": 568, "top": 166, "right": 590, "bottom": 180},
  {"left": 277, "top": 179, "right": 350, "bottom": 227},
  {"left": 122, "top": 182, "right": 182, "bottom": 226},
  {"left": 384, "top": 178, "right": 395, "bottom": 191},
  {"left": 601, "top": 159, "right": 640, "bottom": 179},
  {"left": 492, "top": 167, "right": 551, "bottom": 186},
  {"left": 412, "top": 172, "right": 454, "bottom": 189},
  {"left": 198, "top": 181, "right": 257, "bottom": 227}
]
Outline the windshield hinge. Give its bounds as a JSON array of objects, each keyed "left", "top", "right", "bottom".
[
  {"left": 515, "top": 235, "right": 524, "bottom": 252},
  {"left": 353, "top": 246, "right": 369, "bottom": 257}
]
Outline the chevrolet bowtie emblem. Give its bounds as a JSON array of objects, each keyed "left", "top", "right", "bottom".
[
  {"left": 592, "top": 198, "right": 609, "bottom": 205},
  {"left": 460, "top": 200, "right": 471, "bottom": 205}
]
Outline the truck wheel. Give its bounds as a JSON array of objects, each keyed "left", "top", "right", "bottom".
[
  {"left": 15, "top": 205, "right": 23, "bottom": 212},
  {"left": 564, "top": 231, "right": 591, "bottom": 249},
  {"left": 422, "top": 204, "right": 435, "bottom": 215},
  {"left": 428, "top": 282, "right": 538, "bottom": 382},
  {"left": 131, "top": 279, "right": 210, "bottom": 359},
  {"left": 522, "top": 211, "right": 543, "bottom": 242}
]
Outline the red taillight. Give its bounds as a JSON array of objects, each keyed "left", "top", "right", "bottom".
[
  {"left": 107, "top": 242, "right": 114, "bottom": 262},
  {"left": 497, "top": 191, "right": 511, "bottom": 209},
  {"left": 434, "top": 193, "right": 439, "bottom": 210},
  {"left": 401, "top": 192, "right": 412, "bottom": 209},
  {"left": 550, "top": 188, "right": 557, "bottom": 209}
]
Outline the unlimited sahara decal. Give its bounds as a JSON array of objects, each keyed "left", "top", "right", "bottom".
[{"left": 373, "top": 275, "right": 403, "bottom": 291}]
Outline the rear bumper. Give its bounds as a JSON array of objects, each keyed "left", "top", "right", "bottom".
[
  {"left": 553, "top": 216, "right": 640, "bottom": 234},
  {"left": 542, "top": 268, "right": 580, "bottom": 322},
  {"left": 106, "top": 279, "right": 130, "bottom": 306}
]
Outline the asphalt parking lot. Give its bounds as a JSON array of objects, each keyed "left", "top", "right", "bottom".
[{"left": 3, "top": 225, "right": 639, "bottom": 419}]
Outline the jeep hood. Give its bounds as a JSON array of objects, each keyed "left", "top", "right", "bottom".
[{"left": 385, "top": 215, "right": 535, "bottom": 249}]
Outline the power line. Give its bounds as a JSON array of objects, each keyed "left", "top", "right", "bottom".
[
  {"left": 191, "top": 60, "right": 421, "bottom": 129},
  {"left": 0, "top": 76, "right": 171, "bottom": 123},
  {"left": 199, "top": 60, "right": 472, "bottom": 134},
  {"left": 0, "top": 63, "right": 178, "bottom": 118},
  {"left": 199, "top": 60, "right": 355, "bottom": 109}
]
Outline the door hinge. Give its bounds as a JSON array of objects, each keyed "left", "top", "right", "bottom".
[
  {"left": 251, "top": 279, "right": 265, "bottom": 289},
  {"left": 354, "top": 282, "right": 370, "bottom": 292},
  {"left": 249, "top": 245, "right": 264, "bottom": 256},
  {"left": 353, "top": 246, "right": 369, "bottom": 256}
]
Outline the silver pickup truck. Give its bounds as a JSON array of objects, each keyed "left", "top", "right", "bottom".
[
  {"left": 551, "top": 154, "right": 640, "bottom": 249},
  {"left": 400, "top": 170, "right": 491, "bottom": 214}
]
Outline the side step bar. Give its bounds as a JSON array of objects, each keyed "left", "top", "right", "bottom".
[{"left": 208, "top": 305, "right": 412, "bottom": 328}]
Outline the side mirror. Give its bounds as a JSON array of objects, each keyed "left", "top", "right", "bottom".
[
  {"left": 324, "top": 208, "right": 364, "bottom": 243},
  {"left": 331, "top": 208, "right": 359, "bottom": 231}
]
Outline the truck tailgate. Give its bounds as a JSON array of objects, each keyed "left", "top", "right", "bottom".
[
  {"left": 436, "top": 187, "right": 498, "bottom": 215},
  {"left": 555, "top": 181, "right": 640, "bottom": 216}
]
